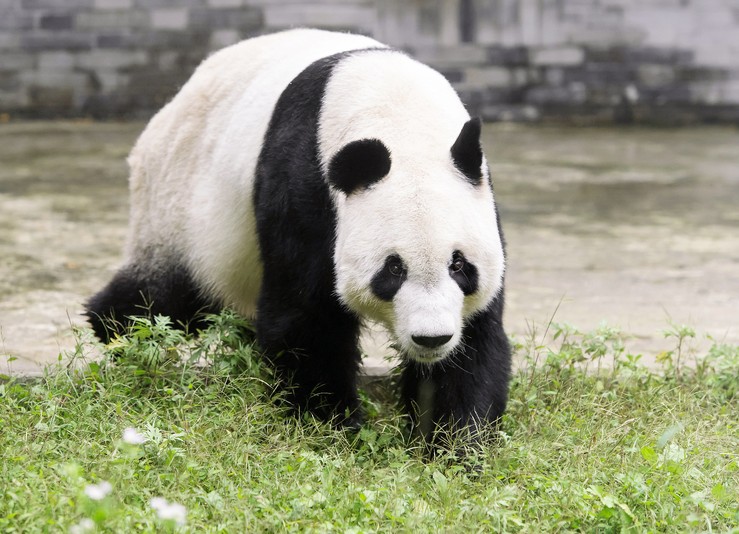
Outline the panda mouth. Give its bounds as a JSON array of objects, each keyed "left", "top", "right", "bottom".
[
  {"left": 402, "top": 342, "right": 455, "bottom": 364},
  {"left": 408, "top": 351, "right": 447, "bottom": 364}
]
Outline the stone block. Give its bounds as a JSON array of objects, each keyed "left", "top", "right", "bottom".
[
  {"left": 94, "top": 0, "right": 133, "bottom": 8},
  {"left": 0, "top": 89, "right": 28, "bottom": 110},
  {"left": 519, "top": 0, "right": 541, "bottom": 46},
  {"left": 510, "top": 67, "right": 531, "bottom": 86},
  {"left": 640, "top": 84, "right": 692, "bottom": 104},
  {"left": 96, "top": 33, "right": 138, "bottom": 48},
  {"left": 29, "top": 85, "right": 76, "bottom": 110},
  {"left": 485, "top": 45, "right": 528, "bottom": 67},
  {"left": 693, "top": 31, "right": 739, "bottom": 68},
  {"left": 720, "top": 78, "right": 739, "bottom": 105},
  {"left": 38, "top": 50, "right": 76, "bottom": 70},
  {"left": 0, "top": 12, "right": 34, "bottom": 30},
  {"left": 210, "top": 28, "right": 241, "bottom": 50},
  {"left": 263, "top": 4, "right": 375, "bottom": 31},
  {"left": 22, "top": 0, "right": 92, "bottom": 8},
  {"left": 40, "top": 13, "right": 74, "bottom": 30},
  {"left": 463, "top": 66, "right": 512, "bottom": 87},
  {"left": 133, "top": 0, "right": 203, "bottom": 6},
  {"left": 676, "top": 66, "right": 728, "bottom": 83},
  {"left": 76, "top": 10, "right": 150, "bottom": 30},
  {"left": 20, "top": 69, "right": 91, "bottom": 108},
  {"left": 189, "top": 7, "right": 262, "bottom": 31},
  {"left": 0, "top": 52, "right": 34, "bottom": 70},
  {"left": 584, "top": 46, "right": 627, "bottom": 63},
  {"left": 0, "top": 32, "right": 21, "bottom": 50},
  {"left": 567, "top": 63, "right": 633, "bottom": 86},
  {"left": 0, "top": 71, "right": 21, "bottom": 92},
  {"left": 139, "top": 29, "right": 210, "bottom": 51},
  {"left": 415, "top": 45, "right": 488, "bottom": 68},
  {"left": 21, "top": 32, "right": 93, "bottom": 51},
  {"left": 525, "top": 85, "right": 581, "bottom": 105},
  {"left": 151, "top": 8, "right": 189, "bottom": 30},
  {"left": 93, "top": 69, "right": 128, "bottom": 92},
  {"left": 156, "top": 50, "right": 179, "bottom": 71},
  {"left": 480, "top": 104, "right": 540, "bottom": 123},
  {"left": 76, "top": 49, "right": 148, "bottom": 70},
  {"left": 530, "top": 46, "right": 585, "bottom": 67},
  {"left": 544, "top": 67, "right": 565, "bottom": 86},
  {"left": 565, "top": 25, "right": 647, "bottom": 47},
  {"left": 207, "top": 0, "right": 242, "bottom": 6},
  {"left": 625, "top": 47, "right": 693, "bottom": 65},
  {"left": 638, "top": 64, "right": 676, "bottom": 88}
]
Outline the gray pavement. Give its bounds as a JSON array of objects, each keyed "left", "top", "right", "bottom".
[{"left": 1, "top": 121, "right": 738, "bottom": 375}]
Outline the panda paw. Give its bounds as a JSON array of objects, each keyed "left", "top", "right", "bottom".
[{"left": 335, "top": 406, "right": 365, "bottom": 432}]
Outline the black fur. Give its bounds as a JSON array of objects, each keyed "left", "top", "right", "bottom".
[
  {"left": 449, "top": 251, "right": 479, "bottom": 296},
  {"left": 451, "top": 117, "right": 483, "bottom": 186},
  {"left": 86, "top": 262, "right": 219, "bottom": 342},
  {"left": 370, "top": 254, "right": 407, "bottom": 301},
  {"left": 253, "top": 50, "right": 371, "bottom": 427},
  {"left": 328, "top": 138, "right": 392, "bottom": 195}
]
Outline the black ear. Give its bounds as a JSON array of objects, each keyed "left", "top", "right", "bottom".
[
  {"left": 451, "top": 117, "right": 483, "bottom": 186},
  {"left": 327, "top": 139, "right": 391, "bottom": 195}
]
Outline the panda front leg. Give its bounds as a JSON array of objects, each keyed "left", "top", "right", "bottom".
[
  {"left": 256, "top": 282, "right": 364, "bottom": 429},
  {"left": 400, "top": 298, "right": 512, "bottom": 446}
]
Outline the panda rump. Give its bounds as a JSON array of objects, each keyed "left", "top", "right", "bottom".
[{"left": 87, "top": 28, "right": 511, "bottom": 437}]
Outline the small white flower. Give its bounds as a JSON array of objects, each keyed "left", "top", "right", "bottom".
[
  {"left": 84, "top": 481, "right": 112, "bottom": 501},
  {"left": 150, "top": 497, "right": 168, "bottom": 510},
  {"left": 122, "top": 427, "right": 146, "bottom": 445},
  {"left": 69, "top": 518, "right": 95, "bottom": 534},
  {"left": 150, "top": 497, "right": 187, "bottom": 526}
]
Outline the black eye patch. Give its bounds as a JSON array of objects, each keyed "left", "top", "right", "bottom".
[
  {"left": 449, "top": 251, "right": 478, "bottom": 295},
  {"left": 370, "top": 254, "right": 407, "bottom": 301}
]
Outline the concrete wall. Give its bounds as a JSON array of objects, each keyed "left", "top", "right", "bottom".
[{"left": 1, "top": 0, "right": 739, "bottom": 123}]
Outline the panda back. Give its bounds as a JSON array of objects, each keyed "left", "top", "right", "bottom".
[{"left": 124, "top": 29, "right": 384, "bottom": 316}]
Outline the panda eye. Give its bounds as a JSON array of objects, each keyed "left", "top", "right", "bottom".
[
  {"left": 450, "top": 252, "right": 466, "bottom": 273},
  {"left": 371, "top": 255, "right": 407, "bottom": 301},
  {"left": 388, "top": 259, "right": 405, "bottom": 277}
]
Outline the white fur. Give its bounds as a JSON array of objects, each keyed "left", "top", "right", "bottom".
[
  {"left": 124, "top": 29, "right": 383, "bottom": 316},
  {"left": 319, "top": 52, "right": 505, "bottom": 362}
]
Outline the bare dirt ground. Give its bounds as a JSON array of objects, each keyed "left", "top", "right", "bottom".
[{"left": 1, "top": 121, "right": 737, "bottom": 374}]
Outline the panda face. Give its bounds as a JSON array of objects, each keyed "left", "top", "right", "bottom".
[
  {"left": 328, "top": 123, "right": 504, "bottom": 364},
  {"left": 333, "top": 194, "right": 503, "bottom": 364},
  {"left": 368, "top": 250, "right": 480, "bottom": 362}
]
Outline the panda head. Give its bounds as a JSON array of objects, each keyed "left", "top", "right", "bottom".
[{"left": 327, "top": 118, "right": 505, "bottom": 364}]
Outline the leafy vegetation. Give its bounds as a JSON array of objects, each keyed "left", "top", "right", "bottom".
[{"left": 1, "top": 312, "right": 737, "bottom": 532}]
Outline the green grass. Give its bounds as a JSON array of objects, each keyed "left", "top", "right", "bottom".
[{"left": 1, "top": 313, "right": 737, "bottom": 533}]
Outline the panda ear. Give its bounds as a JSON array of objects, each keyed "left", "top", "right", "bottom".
[
  {"left": 327, "top": 139, "right": 392, "bottom": 195},
  {"left": 451, "top": 117, "right": 483, "bottom": 186}
]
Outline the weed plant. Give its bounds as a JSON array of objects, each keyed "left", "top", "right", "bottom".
[{"left": 1, "top": 312, "right": 737, "bottom": 532}]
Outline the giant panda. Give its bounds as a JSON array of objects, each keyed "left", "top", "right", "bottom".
[{"left": 87, "top": 28, "right": 511, "bottom": 440}]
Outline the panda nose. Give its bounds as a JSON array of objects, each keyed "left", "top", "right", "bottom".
[{"left": 412, "top": 334, "right": 453, "bottom": 349}]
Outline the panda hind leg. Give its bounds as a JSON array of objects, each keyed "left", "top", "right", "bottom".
[{"left": 86, "top": 263, "right": 220, "bottom": 343}]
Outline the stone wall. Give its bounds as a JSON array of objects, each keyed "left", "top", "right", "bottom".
[{"left": 1, "top": 0, "right": 739, "bottom": 123}]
